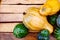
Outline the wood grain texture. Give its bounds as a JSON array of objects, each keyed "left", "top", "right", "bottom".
[
  {"left": 1, "top": 0, "right": 46, "bottom": 4},
  {"left": 1, "top": 0, "right": 60, "bottom": 4},
  {"left": 0, "top": 5, "right": 41, "bottom": 13},
  {"left": 0, "top": 23, "right": 19, "bottom": 32},
  {"left": 0, "top": 14, "right": 23, "bottom": 22},
  {"left": 0, "top": 33, "right": 56, "bottom": 40}
]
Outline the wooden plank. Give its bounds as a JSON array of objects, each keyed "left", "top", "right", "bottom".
[
  {"left": 0, "top": 33, "right": 56, "bottom": 40},
  {"left": 1, "top": 0, "right": 46, "bottom": 4},
  {"left": 0, "top": 14, "right": 23, "bottom": 22},
  {"left": 0, "top": 5, "right": 41, "bottom": 13},
  {"left": 1, "top": 0, "right": 60, "bottom": 4},
  {"left": 0, "top": 23, "right": 19, "bottom": 32}
]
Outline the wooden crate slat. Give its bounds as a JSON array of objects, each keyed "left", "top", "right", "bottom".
[
  {"left": 0, "top": 5, "right": 41, "bottom": 13},
  {"left": 1, "top": 0, "right": 46, "bottom": 4},
  {"left": 1, "top": 0, "right": 60, "bottom": 4},
  {"left": 0, "top": 23, "right": 19, "bottom": 32},
  {"left": 0, "top": 14, "right": 23, "bottom": 22}
]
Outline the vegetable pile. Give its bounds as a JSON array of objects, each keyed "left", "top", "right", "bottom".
[{"left": 13, "top": 0, "right": 60, "bottom": 40}]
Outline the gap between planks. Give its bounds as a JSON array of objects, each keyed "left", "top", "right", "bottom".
[
  {"left": 0, "top": 5, "right": 42, "bottom": 23},
  {"left": 0, "top": 14, "right": 23, "bottom": 32}
]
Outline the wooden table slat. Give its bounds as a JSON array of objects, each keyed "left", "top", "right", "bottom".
[
  {"left": 0, "top": 23, "right": 19, "bottom": 32},
  {"left": 0, "top": 5, "right": 41, "bottom": 13},
  {"left": 1, "top": 0, "right": 46, "bottom": 4},
  {"left": 0, "top": 14, "right": 23, "bottom": 22}
]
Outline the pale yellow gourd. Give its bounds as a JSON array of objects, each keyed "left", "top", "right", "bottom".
[{"left": 23, "top": 7, "right": 53, "bottom": 33}]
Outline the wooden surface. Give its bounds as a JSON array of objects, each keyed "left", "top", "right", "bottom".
[
  {"left": 0, "top": 33, "right": 56, "bottom": 40},
  {"left": 0, "top": 23, "right": 19, "bottom": 32},
  {"left": 1, "top": 0, "right": 46, "bottom": 4},
  {"left": 0, "top": 14, "right": 23, "bottom": 22},
  {"left": 1, "top": 0, "right": 60, "bottom": 4},
  {"left": 0, "top": 5, "right": 41, "bottom": 13}
]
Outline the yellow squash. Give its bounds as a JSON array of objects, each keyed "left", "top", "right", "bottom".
[
  {"left": 23, "top": 7, "right": 53, "bottom": 33},
  {"left": 39, "top": 4, "right": 52, "bottom": 16},
  {"left": 45, "top": 0, "right": 60, "bottom": 15},
  {"left": 39, "top": 0, "right": 60, "bottom": 16},
  {"left": 59, "top": 0, "right": 60, "bottom": 9}
]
